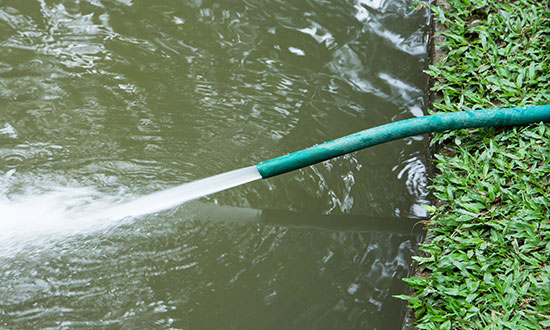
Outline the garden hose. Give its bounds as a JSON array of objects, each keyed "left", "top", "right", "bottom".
[{"left": 256, "top": 105, "right": 550, "bottom": 178}]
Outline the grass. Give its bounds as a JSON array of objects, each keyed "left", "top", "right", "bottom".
[{"left": 396, "top": 0, "right": 550, "bottom": 329}]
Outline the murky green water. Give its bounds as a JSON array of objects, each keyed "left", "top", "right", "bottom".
[{"left": 0, "top": 0, "right": 430, "bottom": 328}]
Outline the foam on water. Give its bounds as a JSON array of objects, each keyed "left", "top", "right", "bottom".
[{"left": 0, "top": 166, "right": 262, "bottom": 255}]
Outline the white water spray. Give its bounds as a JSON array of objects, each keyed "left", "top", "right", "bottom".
[
  {"left": 89, "top": 166, "right": 262, "bottom": 220},
  {"left": 0, "top": 166, "right": 262, "bottom": 255}
]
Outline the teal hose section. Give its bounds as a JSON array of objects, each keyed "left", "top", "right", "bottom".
[{"left": 256, "top": 105, "right": 550, "bottom": 179}]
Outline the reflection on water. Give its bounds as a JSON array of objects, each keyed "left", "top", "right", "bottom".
[
  {"left": 0, "top": 195, "right": 423, "bottom": 329},
  {"left": 1, "top": 0, "right": 430, "bottom": 328}
]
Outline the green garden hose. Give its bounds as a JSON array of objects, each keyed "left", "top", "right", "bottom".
[{"left": 256, "top": 105, "right": 550, "bottom": 178}]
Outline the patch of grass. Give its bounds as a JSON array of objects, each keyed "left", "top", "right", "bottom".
[{"left": 396, "top": 0, "right": 550, "bottom": 329}]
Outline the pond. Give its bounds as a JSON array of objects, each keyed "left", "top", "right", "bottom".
[{"left": 0, "top": 0, "right": 430, "bottom": 328}]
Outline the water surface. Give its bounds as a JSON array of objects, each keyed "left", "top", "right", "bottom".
[{"left": 0, "top": 0, "right": 430, "bottom": 328}]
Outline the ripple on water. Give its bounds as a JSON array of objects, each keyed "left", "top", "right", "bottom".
[
  {"left": 0, "top": 0, "right": 429, "bottom": 328},
  {"left": 0, "top": 143, "right": 65, "bottom": 170},
  {"left": 0, "top": 123, "right": 18, "bottom": 139}
]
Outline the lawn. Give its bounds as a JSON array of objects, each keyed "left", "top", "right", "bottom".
[{"left": 397, "top": 0, "right": 550, "bottom": 328}]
